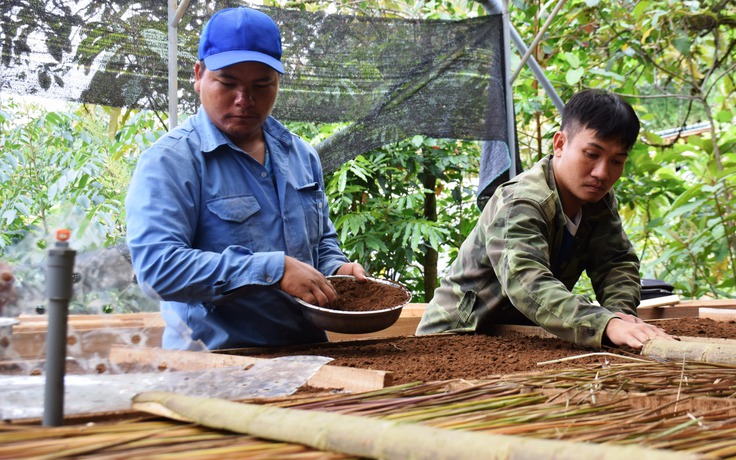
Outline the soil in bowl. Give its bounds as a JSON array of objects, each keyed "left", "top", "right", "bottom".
[{"left": 329, "top": 278, "right": 409, "bottom": 312}]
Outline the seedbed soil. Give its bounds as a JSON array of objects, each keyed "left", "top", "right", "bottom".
[
  {"left": 250, "top": 318, "right": 736, "bottom": 385},
  {"left": 327, "top": 277, "right": 410, "bottom": 311}
]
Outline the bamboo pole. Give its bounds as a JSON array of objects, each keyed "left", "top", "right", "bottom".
[
  {"left": 642, "top": 338, "right": 736, "bottom": 364},
  {"left": 132, "top": 391, "right": 703, "bottom": 460}
]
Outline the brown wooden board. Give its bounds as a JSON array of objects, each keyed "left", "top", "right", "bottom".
[
  {"left": 7, "top": 326, "right": 163, "bottom": 360},
  {"left": 638, "top": 299, "right": 736, "bottom": 320},
  {"left": 109, "top": 345, "right": 393, "bottom": 393}
]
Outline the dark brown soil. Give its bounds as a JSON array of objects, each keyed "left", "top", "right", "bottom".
[
  {"left": 251, "top": 318, "right": 736, "bottom": 385},
  {"left": 328, "top": 277, "right": 409, "bottom": 312}
]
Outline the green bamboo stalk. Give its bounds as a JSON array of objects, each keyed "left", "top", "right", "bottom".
[{"left": 133, "top": 390, "right": 704, "bottom": 460}]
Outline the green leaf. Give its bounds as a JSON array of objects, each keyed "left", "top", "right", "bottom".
[
  {"left": 632, "top": 1, "right": 650, "bottom": 19},
  {"left": 564, "top": 52, "right": 580, "bottom": 69},
  {"left": 716, "top": 110, "right": 733, "bottom": 123},
  {"left": 15, "top": 201, "right": 30, "bottom": 217},
  {"left": 48, "top": 182, "right": 58, "bottom": 201},
  {"left": 669, "top": 184, "right": 705, "bottom": 209},
  {"left": 673, "top": 35, "right": 691, "bottom": 56},
  {"left": 565, "top": 67, "right": 585, "bottom": 85},
  {"left": 665, "top": 199, "right": 706, "bottom": 220}
]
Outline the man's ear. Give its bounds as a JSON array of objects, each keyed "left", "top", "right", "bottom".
[
  {"left": 552, "top": 131, "right": 566, "bottom": 156},
  {"left": 193, "top": 61, "right": 203, "bottom": 93}
]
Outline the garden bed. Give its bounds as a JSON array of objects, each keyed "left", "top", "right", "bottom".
[{"left": 241, "top": 318, "right": 736, "bottom": 385}]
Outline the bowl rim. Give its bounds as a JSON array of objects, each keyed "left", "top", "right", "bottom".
[{"left": 294, "top": 275, "right": 412, "bottom": 315}]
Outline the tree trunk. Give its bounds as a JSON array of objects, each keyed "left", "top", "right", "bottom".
[{"left": 423, "top": 172, "right": 438, "bottom": 302}]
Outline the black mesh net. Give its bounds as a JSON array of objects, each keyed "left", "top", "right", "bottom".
[{"left": 2, "top": 0, "right": 511, "bottom": 182}]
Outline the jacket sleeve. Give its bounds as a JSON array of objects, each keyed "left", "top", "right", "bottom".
[
  {"left": 586, "top": 193, "right": 641, "bottom": 316},
  {"left": 486, "top": 193, "right": 622, "bottom": 349}
]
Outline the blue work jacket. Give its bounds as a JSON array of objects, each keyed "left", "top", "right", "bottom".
[{"left": 126, "top": 108, "right": 349, "bottom": 350}]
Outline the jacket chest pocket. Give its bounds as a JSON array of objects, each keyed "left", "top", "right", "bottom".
[{"left": 204, "top": 195, "right": 262, "bottom": 250}]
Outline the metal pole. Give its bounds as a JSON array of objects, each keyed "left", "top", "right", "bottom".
[
  {"left": 508, "top": 26, "right": 564, "bottom": 112},
  {"left": 42, "top": 229, "right": 76, "bottom": 427},
  {"left": 500, "top": 0, "right": 517, "bottom": 177},
  {"left": 168, "top": 0, "right": 178, "bottom": 129}
]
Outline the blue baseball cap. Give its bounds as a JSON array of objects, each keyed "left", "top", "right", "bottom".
[{"left": 198, "top": 7, "right": 284, "bottom": 74}]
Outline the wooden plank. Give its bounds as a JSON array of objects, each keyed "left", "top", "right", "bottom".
[
  {"left": 109, "top": 345, "right": 262, "bottom": 369},
  {"left": 327, "top": 316, "right": 420, "bottom": 342},
  {"left": 639, "top": 295, "right": 681, "bottom": 308},
  {"left": 8, "top": 326, "right": 164, "bottom": 360},
  {"left": 108, "top": 345, "right": 392, "bottom": 393},
  {"left": 399, "top": 303, "right": 427, "bottom": 317},
  {"left": 699, "top": 308, "right": 736, "bottom": 322},
  {"left": 14, "top": 318, "right": 147, "bottom": 333},
  {"left": 307, "top": 363, "right": 393, "bottom": 392},
  {"left": 639, "top": 304, "right": 702, "bottom": 320},
  {"left": 13, "top": 312, "right": 164, "bottom": 335},
  {"left": 15, "top": 312, "right": 162, "bottom": 325},
  {"left": 638, "top": 299, "right": 736, "bottom": 320}
]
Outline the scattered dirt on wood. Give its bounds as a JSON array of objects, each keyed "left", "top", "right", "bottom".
[
  {"left": 251, "top": 318, "right": 736, "bottom": 385},
  {"left": 328, "top": 277, "right": 410, "bottom": 312}
]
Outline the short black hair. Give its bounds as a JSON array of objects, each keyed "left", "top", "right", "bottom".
[{"left": 560, "top": 89, "right": 640, "bottom": 152}]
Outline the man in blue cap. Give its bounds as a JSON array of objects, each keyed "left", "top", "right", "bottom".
[{"left": 126, "top": 7, "right": 366, "bottom": 350}]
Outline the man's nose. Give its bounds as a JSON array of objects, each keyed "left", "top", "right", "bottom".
[
  {"left": 591, "top": 161, "right": 609, "bottom": 181},
  {"left": 235, "top": 90, "right": 254, "bottom": 106}
]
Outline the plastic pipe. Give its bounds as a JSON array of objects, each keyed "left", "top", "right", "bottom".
[{"left": 42, "top": 229, "right": 76, "bottom": 427}]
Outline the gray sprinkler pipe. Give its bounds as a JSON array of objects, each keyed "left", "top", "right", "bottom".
[{"left": 43, "top": 229, "right": 76, "bottom": 427}]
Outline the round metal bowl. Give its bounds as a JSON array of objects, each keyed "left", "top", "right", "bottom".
[{"left": 296, "top": 276, "right": 412, "bottom": 334}]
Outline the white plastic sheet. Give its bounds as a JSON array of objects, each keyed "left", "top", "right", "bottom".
[{"left": 1, "top": 355, "right": 333, "bottom": 420}]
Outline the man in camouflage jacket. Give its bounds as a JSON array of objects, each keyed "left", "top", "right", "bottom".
[{"left": 417, "top": 89, "right": 672, "bottom": 350}]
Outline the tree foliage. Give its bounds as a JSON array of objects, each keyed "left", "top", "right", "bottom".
[
  {"left": 0, "top": 99, "right": 166, "bottom": 314},
  {"left": 0, "top": 99, "right": 164, "bottom": 251},
  {"left": 290, "top": 122, "right": 479, "bottom": 300}
]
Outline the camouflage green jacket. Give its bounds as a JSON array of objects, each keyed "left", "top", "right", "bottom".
[{"left": 416, "top": 155, "right": 640, "bottom": 349}]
